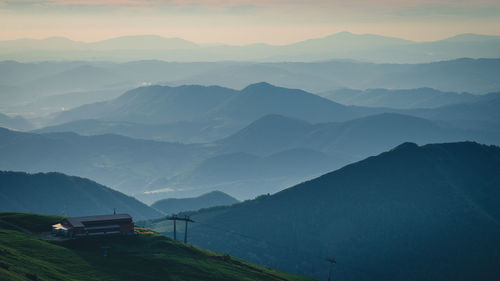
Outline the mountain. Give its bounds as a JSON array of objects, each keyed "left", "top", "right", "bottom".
[
  {"left": 151, "top": 191, "right": 239, "bottom": 214},
  {"left": 0, "top": 127, "right": 212, "bottom": 196},
  {"left": 160, "top": 148, "right": 348, "bottom": 200},
  {"left": 3, "top": 59, "right": 500, "bottom": 119},
  {"left": 217, "top": 113, "right": 500, "bottom": 157},
  {"left": 0, "top": 171, "right": 162, "bottom": 220},
  {"left": 207, "top": 82, "right": 366, "bottom": 124},
  {"left": 147, "top": 142, "right": 500, "bottom": 281},
  {"left": 216, "top": 115, "right": 313, "bottom": 156},
  {"left": 47, "top": 83, "right": 380, "bottom": 141},
  {"left": 285, "top": 32, "right": 413, "bottom": 52},
  {"left": 0, "top": 113, "right": 33, "bottom": 131},
  {"left": 5, "top": 110, "right": 500, "bottom": 203},
  {"left": 0, "top": 35, "right": 198, "bottom": 52},
  {"left": 1, "top": 32, "right": 499, "bottom": 63},
  {"left": 50, "top": 85, "right": 238, "bottom": 125},
  {"left": 409, "top": 92, "right": 500, "bottom": 132},
  {"left": 0, "top": 213, "right": 312, "bottom": 281},
  {"left": 169, "top": 58, "right": 500, "bottom": 94},
  {"left": 89, "top": 35, "right": 199, "bottom": 50},
  {"left": 441, "top": 33, "right": 500, "bottom": 42},
  {"left": 322, "top": 87, "right": 477, "bottom": 109},
  {"left": 34, "top": 119, "right": 215, "bottom": 143}
]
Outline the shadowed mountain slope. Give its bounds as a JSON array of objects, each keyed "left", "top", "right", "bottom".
[
  {"left": 148, "top": 142, "right": 500, "bottom": 281},
  {"left": 0, "top": 213, "right": 313, "bottom": 281},
  {"left": 0, "top": 171, "right": 162, "bottom": 220}
]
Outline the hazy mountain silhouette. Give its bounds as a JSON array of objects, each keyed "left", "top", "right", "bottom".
[
  {"left": 323, "top": 87, "right": 477, "bottom": 109},
  {"left": 409, "top": 92, "right": 500, "bottom": 132},
  {"left": 163, "top": 148, "right": 349, "bottom": 199},
  {"left": 1, "top": 32, "right": 499, "bottom": 63},
  {"left": 0, "top": 112, "right": 33, "bottom": 130},
  {"left": 47, "top": 83, "right": 380, "bottom": 140},
  {"left": 217, "top": 115, "right": 312, "bottom": 155},
  {"left": 149, "top": 142, "right": 500, "bottom": 281},
  {"left": 151, "top": 191, "right": 239, "bottom": 214},
  {"left": 0, "top": 127, "right": 212, "bottom": 196},
  {"left": 218, "top": 113, "right": 500, "bottom": 157},
  {"left": 50, "top": 85, "right": 238, "bottom": 125},
  {"left": 0, "top": 171, "right": 162, "bottom": 219},
  {"left": 169, "top": 58, "right": 500, "bottom": 94},
  {"left": 5, "top": 112, "right": 499, "bottom": 203},
  {"left": 34, "top": 119, "right": 216, "bottom": 143},
  {"left": 89, "top": 35, "right": 199, "bottom": 50},
  {"left": 3, "top": 59, "right": 500, "bottom": 118},
  {"left": 206, "top": 82, "right": 367, "bottom": 124}
]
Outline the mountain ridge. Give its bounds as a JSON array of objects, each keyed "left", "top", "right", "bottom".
[
  {"left": 148, "top": 141, "right": 500, "bottom": 281},
  {"left": 0, "top": 171, "right": 163, "bottom": 220},
  {"left": 1, "top": 32, "right": 499, "bottom": 63}
]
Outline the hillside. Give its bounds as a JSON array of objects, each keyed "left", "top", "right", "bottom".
[
  {"left": 151, "top": 191, "right": 239, "bottom": 214},
  {"left": 148, "top": 142, "right": 500, "bottom": 281},
  {"left": 0, "top": 213, "right": 313, "bottom": 281},
  {"left": 0, "top": 171, "right": 162, "bottom": 220}
]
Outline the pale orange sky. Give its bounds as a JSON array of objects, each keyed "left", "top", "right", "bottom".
[{"left": 1, "top": 0, "right": 500, "bottom": 44}]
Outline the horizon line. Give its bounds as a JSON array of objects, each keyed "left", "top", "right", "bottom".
[{"left": 1, "top": 31, "right": 499, "bottom": 47}]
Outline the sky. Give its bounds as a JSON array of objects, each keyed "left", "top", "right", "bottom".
[{"left": 1, "top": 0, "right": 500, "bottom": 45}]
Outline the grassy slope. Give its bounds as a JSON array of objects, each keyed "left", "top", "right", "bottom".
[{"left": 0, "top": 213, "right": 314, "bottom": 281}]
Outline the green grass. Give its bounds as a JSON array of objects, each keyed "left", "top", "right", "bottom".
[{"left": 0, "top": 212, "right": 315, "bottom": 281}]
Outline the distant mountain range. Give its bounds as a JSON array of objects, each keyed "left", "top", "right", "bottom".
[
  {"left": 0, "top": 127, "right": 212, "bottom": 196},
  {"left": 147, "top": 142, "right": 500, "bottom": 281},
  {"left": 151, "top": 191, "right": 239, "bottom": 214},
  {"left": 4, "top": 83, "right": 499, "bottom": 202},
  {"left": 3, "top": 59, "right": 500, "bottom": 118},
  {"left": 408, "top": 92, "right": 500, "bottom": 132},
  {"left": 322, "top": 88, "right": 477, "bottom": 109},
  {"left": 0, "top": 171, "right": 162, "bottom": 220},
  {"left": 217, "top": 113, "right": 500, "bottom": 158},
  {"left": 6, "top": 111, "right": 498, "bottom": 203},
  {"left": 1, "top": 32, "right": 500, "bottom": 63},
  {"left": 45, "top": 83, "right": 381, "bottom": 142},
  {"left": 44, "top": 83, "right": 500, "bottom": 140}
]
